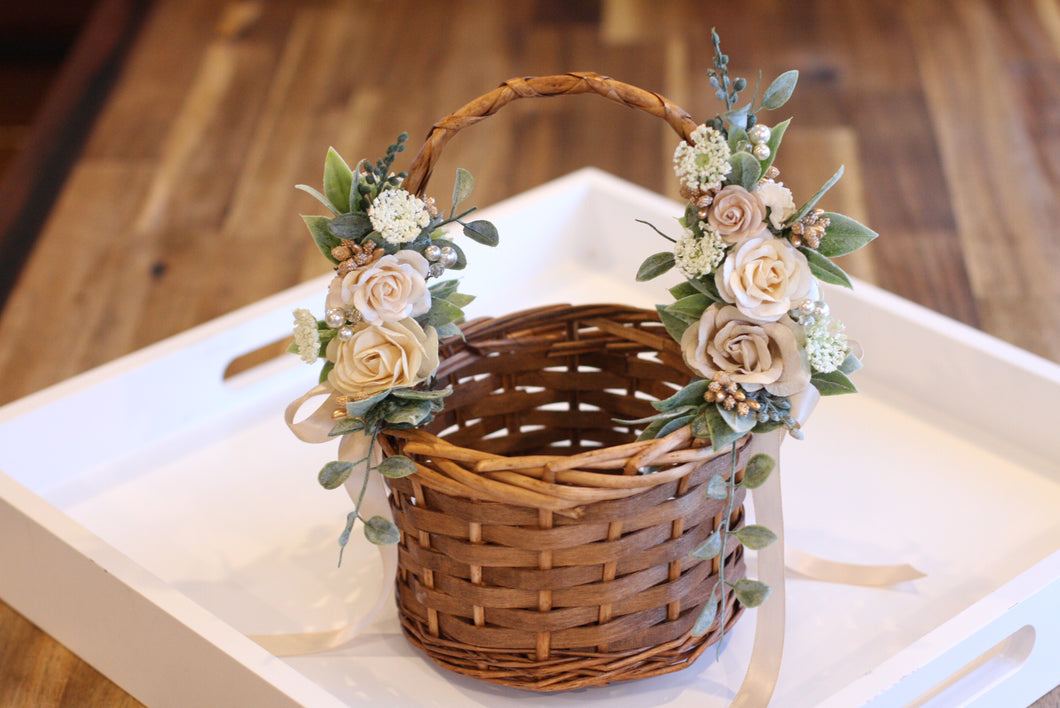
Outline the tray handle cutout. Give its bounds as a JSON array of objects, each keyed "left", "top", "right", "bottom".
[
  {"left": 905, "top": 624, "right": 1035, "bottom": 707},
  {"left": 222, "top": 334, "right": 295, "bottom": 387}
]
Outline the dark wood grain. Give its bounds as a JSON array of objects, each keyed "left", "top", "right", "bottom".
[{"left": 0, "top": 0, "right": 1057, "bottom": 705}]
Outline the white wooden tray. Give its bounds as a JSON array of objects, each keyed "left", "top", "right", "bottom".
[{"left": 1, "top": 169, "right": 1058, "bottom": 707}]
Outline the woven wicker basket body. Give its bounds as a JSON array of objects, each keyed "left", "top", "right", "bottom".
[{"left": 381, "top": 305, "right": 751, "bottom": 691}]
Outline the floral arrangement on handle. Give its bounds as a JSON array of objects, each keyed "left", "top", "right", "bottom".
[
  {"left": 630, "top": 29, "right": 877, "bottom": 637},
  {"left": 290, "top": 134, "right": 498, "bottom": 553}
]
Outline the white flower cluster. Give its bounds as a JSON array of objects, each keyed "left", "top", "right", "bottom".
[
  {"left": 292, "top": 308, "right": 320, "bottom": 364},
  {"left": 674, "top": 222, "right": 725, "bottom": 277},
  {"left": 368, "top": 188, "right": 431, "bottom": 244},
  {"left": 804, "top": 315, "right": 849, "bottom": 373},
  {"left": 673, "top": 124, "right": 731, "bottom": 193}
]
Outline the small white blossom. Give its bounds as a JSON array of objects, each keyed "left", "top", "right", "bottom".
[
  {"left": 674, "top": 222, "right": 726, "bottom": 278},
  {"left": 673, "top": 124, "right": 731, "bottom": 193},
  {"left": 292, "top": 308, "right": 320, "bottom": 364},
  {"left": 756, "top": 179, "right": 796, "bottom": 230},
  {"left": 368, "top": 188, "right": 431, "bottom": 244},
  {"left": 804, "top": 315, "right": 849, "bottom": 373}
]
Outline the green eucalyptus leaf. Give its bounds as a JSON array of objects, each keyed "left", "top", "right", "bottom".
[
  {"left": 812, "top": 369, "right": 858, "bottom": 396},
  {"left": 693, "top": 405, "right": 744, "bottom": 449},
  {"left": 435, "top": 321, "right": 463, "bottom": 339},
  {"left": 669, "top": 281, "right": 700, "bottom": 300},
  {"left": 728, "top": 151, "right": 762, "bottom": 191},
  {"left": 346, "top": 390, "right": 389, "bottom": 418},
  {"left": 423, "top": 298, "right": 464, "bottom": 328},
  {"left": 323, "top": 147, "right": 354, "bottom": 214},
  {"left": 733, "top": 524, "right": 778, "bottom": 550},
  {"left": 390, "top": 385, "right": 453, "bottom": 401},
  {"left": 791, "top": 165, "right": 844, "bottom": 224},
  {"left": 760, "top": 70, "right": 799, "bottom": 110},
  {"left": 637, "top": 251, "right": 676, "bottom": 281},
  {"left": 329, "top": 418, "right": 366, "bottom": 437},
  {"left": 718, "top": 403, "right": 757, "bottom": 433},
  {"left": 431, "top": 239, "right": 467, "bottom": 270},
  {"left": 383, "top": 399, "right": 434, "bottom": 427},
  {"left": 838, "top": 352, "right": 863, "bottom": 375},
  {"left": 428, "top": 278, "right": 460, "bottom": 299},
  {"left": 338, "top": 511, "right": 358, "bottom": 551},
  {"left": 318, "top": 461, "right": 355, "bottom": 490},
  {"left": 653, "top": 379, "right": 710, "bottom": 412},
  {"left": 452, "top": 168, "right": 474, "bottom": 210},
  {"left": 691, "top": 530, "right": 723, "bottom": 560},
  {"left": 295, "top": 184, "right": 340, "bottom": 216},
  {"left": 801, "top": 247, "right": 853, "bottom": 288},
  {"left": 657, "top": 414, "right": 694, "bottom": 438},
  {"left": 706, "top": 473, "right": 729, "bottom": 500},
  {"left": 303, "top": 215, "right": 342, "bottom": 263},
  {"left": 363, "top": 515, "right": 400, "bottom": 545},
  {"left": 446, "top": 292, "right": 475, "bottom": 308},
  {"left": 691, "top": 589, "right": 719, "bottom": 636},
  {"left": 727, "top": 125, "right": 749, "bottom": 153},
  {"left": 656, "top": 305, "right": 694, "bottom": 343},
  {"left": 669, "top": 293, "right": 712, "bottom": 319},
  {"left": 328, "top": 212, "right": 373, "bottom": 240},
  {"left": 732, "top": 578, "right": 772, "bottom": 608},
  {"left": 742, "top": 453, "right": 775, "bottom": 489},
  {"left": 688, "top": 275, "right": 724, "bottom": 302},
  {"left": 377, "top": 455, "right": 418, "bottom": 478},
  {"left": 636, "top": 419, "right": 667, "bottom": 441},
  {"left": 462, "top": 220, "right": 499, "bottom": 246},
  {"left": 817, "top": 212, "right": 879, "bottom": 257}
]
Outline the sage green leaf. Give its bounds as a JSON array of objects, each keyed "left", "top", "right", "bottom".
[
  {"left": 656, "top": 305, "right": 693, "bottom": 343},
  {"left": 323, "top": 147, "right": 353, "bottom": 214},
  {"left": 691, "top": 589, "right": 719, "bottom": 635},
  {"left": 636, "top": 251, "right": 676, "bottom": 281},
  {"left": 328, "top": 212, "right": 373, "bottom": 240},
  {"left": 423, "top": 298, "right": 464, "bottom": 328},
  {"left": 318, "top": 361, "right": 334, "bottom": 384},
  {"left": 391, "top": 385, "right": 453, "bottom": 401},
  {"left": 383, "top": 399, "right": 434, "bottom": 427},
  {"left": 446, "top": 292, "right": 475, "bottom": 308},
  {"left": 657, "top": 414, "right": 694, "bottom": 438},
  {"left": 303, "top": 215, "right": 341, "bottom": 263},
  {"left": 462, "top": 219, "right": 499, "bottom": 246},
  {"left": 429, "top": 278, "right": 460, "bottom": 299},
  {"left": 615, "top": 405, "right": 697, "bottom": 425},
  {"left": 688, "top": 275, "right": 724, "bottom": 302},
  {"left": 757, "top": 117, "right": 789, "bottom": 175},
  {"left": 760, "top": 70, "right": 799, "bottom": 110},
  {"left": 377, "top": 455, "right": 417, "bottom": 478},
  {"left": 451, "top": 167, "right": 474, "bottom": 210},
  {"left": 811, "top": 369, "right": 858, "bottom": 396},
  {"left": 728, "top": 151, "right": 762, "bottom": 191},
  {"left": 669, "top": 293, "right": 712, "bottom": 319},
  {"left": 435, "top": 321, "right": 463, "bottom": 339},
  {"left": 693, "top": 405, "right": 744, "bottom": 449},
  {"left": 706, "top": 474, "right": 729, "bottom": 500},
  {"left": 719, "top": 403, "right": 757, "bottom": 434},
  {"left": 733, "top": 524, "right": 778, "bottom": 550},
  {"left": 329, "top": 418, "right": 365, "bottom": 437},
  {"left": 838, "top": 352, "right": 863, "bottom": 375},
  {"left": 295, "top": 184, "right": 340, "bottom": 216},
  {"left": 669, "top": 281, "right": 699, "bottom": 300},
  {"left": 733, "top": 578, "right": 771, "bottom": 607},
  {"left": 338, "top": 511, "right": 357, "bottom": 552},
  {"left": 742, "top": 453, "right": 775, "bottom": 489},
  {"left": 727, "top": 125, "right": 749, "bottom": 153},
  {"left": 636, "top": 419, "right": 667, "bottom": 441},
  {"left": 346, "top": 390, "right": 388, "bottom": 418},
  {"left": 691, "top": 530, "right": 723, "bottom": 560},
  {"left": 817, "top": 212, "right": 878, "bottom": 257},
  {"left": 653, "top": 379, "right": 709, "bottom": 412},
  {"left": 431, "top": 239, "right": 467, "bottom": 270},
  {"left": 801, "top": 247, "right": 853, "bottom": 288},
  {"left": 318, "top": 460, "right": 355, "bottom": 490},
  {"left": 363, "top": 515, "right": 400, "bottom": 545},
  {"left": 790, "top": 165, "right": 844, "bottom": 224}
]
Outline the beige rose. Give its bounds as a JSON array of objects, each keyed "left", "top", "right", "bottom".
[
  {"left": 707, "top": 184, "right": 766, "bottom": 244},
  {"left": 681, "top": 304, "right": 809, "bottom": 397},
  {"left": 715, "top": 232, "right": 813, "bottom": 323},
  {"left": 326, "top": 250, "right": 431, "bottom": 324},
  {"left": 326, "top": 318, "right": 439, "bottom": 397}
]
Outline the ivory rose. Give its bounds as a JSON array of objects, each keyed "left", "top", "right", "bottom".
[
  {"left": 707, "top": 184, "right": 766, "bottom": 244},
  {"left": 326, "top": 318, "right": 439, "bottom": 398},
  {"left": 715, "top": 232, "right": 813, "bottom": 323},
  {"left": 326, "top": 250, "right": 431, "bottom": 324},
  {"left": 755, "top": 179, "right": 796, "bottom": 230},
  {"left": 681, "top": 304, "right": 809, "bottom": 397}
]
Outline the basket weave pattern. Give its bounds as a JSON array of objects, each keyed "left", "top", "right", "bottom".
[{"left": 381, "top": 305, "right": 750, "bottom": 691}]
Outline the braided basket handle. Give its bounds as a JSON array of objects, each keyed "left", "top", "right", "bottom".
[{"left": 404, "top": 72, "right": 699, "bottom": 196}]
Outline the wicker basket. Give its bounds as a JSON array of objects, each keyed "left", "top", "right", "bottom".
[{"left": 372, "top": 73, "right": 755, "bottom": 691}]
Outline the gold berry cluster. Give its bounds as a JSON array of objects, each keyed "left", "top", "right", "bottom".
[
  {"left": 705, "top": 372, "right": 761, "bottom": 418},
  {"left": 332, "top": 239, "right": 384, "bottom": 277},
  {"left": 789, "top": 209, "right": 830, "bottom": 249}
]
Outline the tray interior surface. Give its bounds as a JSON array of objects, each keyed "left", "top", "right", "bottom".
[{"left": 3, "top": 170, "right": 1059, "bottom": 707}]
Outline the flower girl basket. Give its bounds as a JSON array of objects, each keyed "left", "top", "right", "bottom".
[{"left": 377, "top": 74, "right": 753, "bottom": 691}]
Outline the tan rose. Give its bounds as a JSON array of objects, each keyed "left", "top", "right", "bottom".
[
  {"left": 715, "top": 232, "right": 813, "bottom": 323},
  {"left": 707, "top": 184, "right": 766, "bottom": 244},
  {"left": 681, "top": 304, "right": 809, "bottom": 397},
  {"left": 326, "top": 250, "right": 431, "bottom": 324},
  {"left": 326, "top": 318, "right": 439, "bottom": 397}
]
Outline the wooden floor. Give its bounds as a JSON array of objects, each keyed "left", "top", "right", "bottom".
[{"left": 0, "top": 0, "right": 1058, "bottom": 705}]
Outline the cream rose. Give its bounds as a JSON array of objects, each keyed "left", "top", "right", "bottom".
[
  {"left": 326, "top": 318, "right": 439, "bottom": 397},
  {"left": 707, "top": 184, "right": 766, "bottom": 244},
  {"left": 681, "top": 304, "right": 809, "bottom": 397},
  {"left": 715, "top": 232, "right": 813, "bottom": 323},
  {"left": 325, "top": 250, "right": 431, "bottom": 325},
  {"left": 755, "top": 179, "right": 796, "bottom": 230}
]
